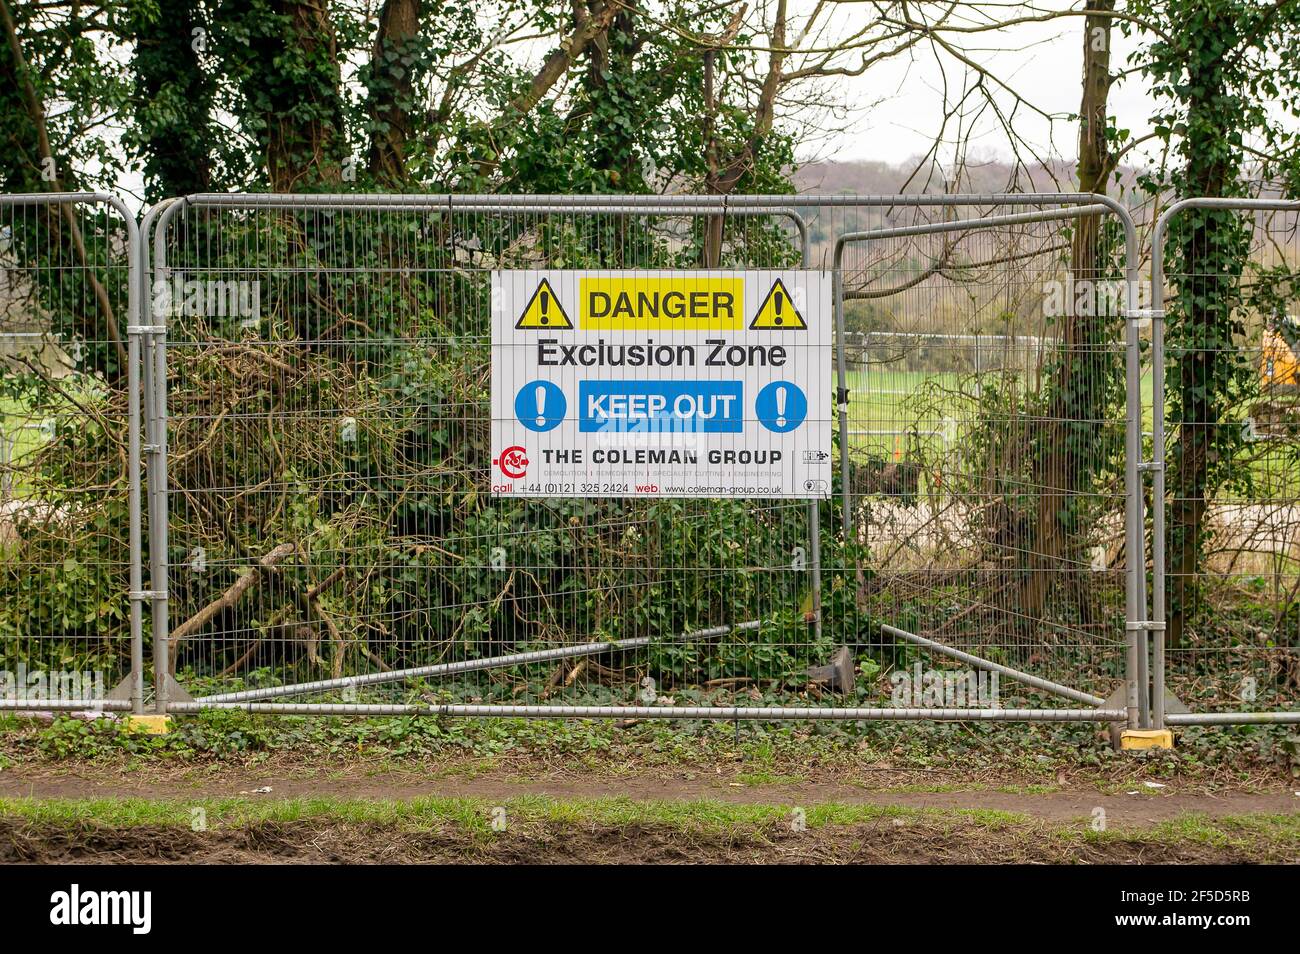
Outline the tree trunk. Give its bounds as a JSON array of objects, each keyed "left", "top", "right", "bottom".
[
  {"left": 230, "top": 0, "right": 346, "bottom": 190},
  {"left": 366, "top": 0, "right": 422, "bottom": 187},
  {"left": 1016, "top": 0, "right": 1116, "bottom": 622},
  {"left": 703, "top": 1, "right": 786, "bottom": 267},
  {"left": 1167, "top": 88, "right": 1237, "bottom": 650},
  {"left": 582, "top": 3, "right": 640, "bottom": 189},
  {"left": 130, "top": 0, "right": 215, "bottom": 199}
]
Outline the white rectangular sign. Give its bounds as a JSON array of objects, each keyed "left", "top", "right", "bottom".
[{"left": 490, "top": 269, "right": 831, "bottom": 499}]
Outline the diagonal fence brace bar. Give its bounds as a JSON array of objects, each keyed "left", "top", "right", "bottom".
[
  {"left": 882, "top": 624, "right": 1108, "bottom": 708},
  {"left": 195, "top": 620, "right": 763, "bottom": 704}
]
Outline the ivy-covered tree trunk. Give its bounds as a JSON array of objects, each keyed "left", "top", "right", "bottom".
[
  {"left": 581, "top": 4, "right": 642, "bottom": 190},
  {"left": 271, "top": 0, "right": 346, "bottom": 189},
  {"left": 217, "top": 0, "right": 348, "bottom": 190},
  {"left": 129, "top": 0, "right": 216, "bottom": 199},
  {"left": 1159, "top": 5, "right": 1254, "bottom": 651},
  {"left": 1167, "top": 116, "right": 1246, "bottom": 650},
  {"left": 365, "top": 0, "right": 421, "bottom": 187}
]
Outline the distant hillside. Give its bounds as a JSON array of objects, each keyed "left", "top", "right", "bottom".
[{"left": 794, "top": 158, "right": 1144, "bottom": 198}]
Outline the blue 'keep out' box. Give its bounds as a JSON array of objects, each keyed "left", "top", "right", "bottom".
[{"left": 578, "top": 380, "right": 744, "bottom": 433}]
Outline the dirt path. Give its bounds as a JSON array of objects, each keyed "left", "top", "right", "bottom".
[{"left": 2, "top": 764, "right": 1297, "bottom": 827}]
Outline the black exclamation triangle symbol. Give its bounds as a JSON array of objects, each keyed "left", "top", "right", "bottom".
[
  {"left": 540, "top": 288, "right": 550, "bottom": 326},
  {"left": 774, "top": 287, "right": 784, "bottom": 326}
]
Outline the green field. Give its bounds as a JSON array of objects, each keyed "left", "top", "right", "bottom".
[
  {"left": 842, "top": 366, "right": 1170, "bottom": 460},
  {"left": 0, "top": 395, "right": 52, "bottom": 495}
]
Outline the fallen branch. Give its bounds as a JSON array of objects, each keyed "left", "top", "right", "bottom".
[
  {"left": 168, "top": 542, "right": 298, "bottom": 668},
  {"left": 563, "top": 660, "right": 588, "bottom": 687},
  {"left": 218, "top": 638, "right": 265, "bottom": 678}
]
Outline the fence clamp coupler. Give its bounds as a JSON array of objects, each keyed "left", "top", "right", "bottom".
[
  {"left": 127, "top": 324, "right": 167, "bottom": 335},
  {"left": 1126, "top": 620, "right": 1166, "bottom": 631},
  {"left": 130, "top": 589, "right": 168, "bottom": 601},
  {"left": 1123, "top": 308, "right": 1164, "bottom": 321}
]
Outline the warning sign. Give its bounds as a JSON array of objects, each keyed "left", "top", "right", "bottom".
[
  {"left": 514, "top": 278, "right": 573, "bottom": 329},
  {"left": 750, "top": 278, "right": 806, "bottom": 330},
  {"left": 491, "top": 269, "right": 831, "bottom": 499}
]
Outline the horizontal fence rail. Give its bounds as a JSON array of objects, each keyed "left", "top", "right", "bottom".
[{"left": 166, "top": 701, "right": 1128, "bottom": 722}]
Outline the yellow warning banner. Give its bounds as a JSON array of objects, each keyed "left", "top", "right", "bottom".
[{"left": 579, "top": 276, "right": 744, "bottom": 330}]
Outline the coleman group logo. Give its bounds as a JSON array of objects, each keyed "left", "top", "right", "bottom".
[{"left": 494, "top": 445, "right": 529, "bottom": 479}]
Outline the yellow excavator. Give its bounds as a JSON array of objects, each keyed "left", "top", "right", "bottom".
[{"left": 1251, "top": 311, "right": 1300, "bottom": 439}]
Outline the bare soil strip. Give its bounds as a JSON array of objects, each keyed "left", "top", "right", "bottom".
[{"left": 0, "top": 815, "right": 1293, "bottom": 865}]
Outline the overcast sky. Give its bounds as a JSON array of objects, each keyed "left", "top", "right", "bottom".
[{"left": 817, "top": 13, "right": 1160, "bottom": 169}]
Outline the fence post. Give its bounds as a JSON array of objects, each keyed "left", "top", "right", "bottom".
[
  {"left": 798, "top": 229, "right": 824, "bottom": 643},
  {"left": 140, "top": 197, "right": 181, "bottom": 715},
  {"left": 127, "top": 311, "right": 145, "bottom": 714},
  {"left": 1117, "top": 209, "right": 1147, "bottom": 730},
  {"left": 119, "top": 198, "right": 146, "bottom": 715},
  {"left": 1149, "top": 207, "right": 1171, "bottom": 731},
  {"left": 834, "top": 266, "right": 851, "bottom": 539}
]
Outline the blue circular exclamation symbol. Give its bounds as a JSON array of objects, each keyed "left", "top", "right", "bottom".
[
  {"left": 755, "top": 381, "right": 807, "bottom": 432},
  {"left": 516, "top": 380, "right": 566, "bottom": 432}
]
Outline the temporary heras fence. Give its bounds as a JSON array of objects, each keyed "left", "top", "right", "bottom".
[
  {"left": 129, "top": 191, "right": 1141, "bottom": 726},
  {"left": 4, "top": 188, "right": 1292, "bottom": 732}
]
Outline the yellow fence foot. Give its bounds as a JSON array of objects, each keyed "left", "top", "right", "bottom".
[
  {"left": 123, "top": 714, "right": 172, "bottom": 735},
  {"left": 1120, "top": 728, "right": 1174, "bottom": 751}
]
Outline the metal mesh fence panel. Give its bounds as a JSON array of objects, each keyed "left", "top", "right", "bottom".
[
  {"left": 153, "top": 198, "right": 835, "bottom": 712},
  {"left": 834, "top": 204, "right": 1134, "bottom": 709},
  {"left": 1153, "top": 199, "right": 1300, "bottom": 723},
  {"left": 0, "top": 194, "right": 140, "bottom": 711}
]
